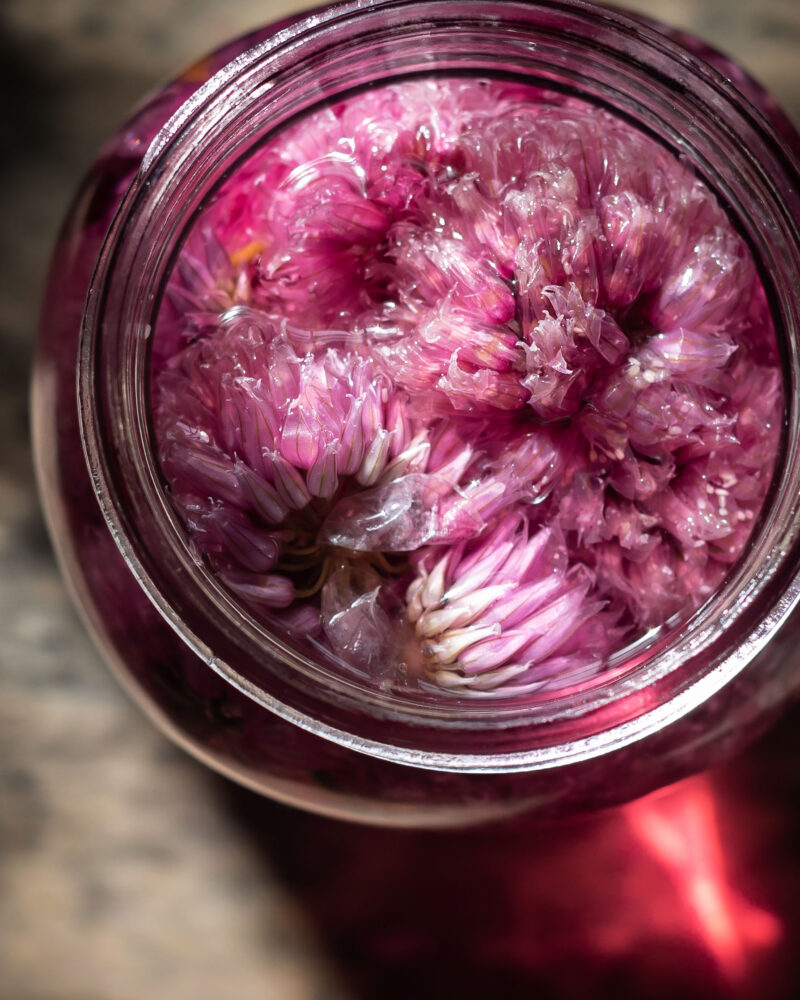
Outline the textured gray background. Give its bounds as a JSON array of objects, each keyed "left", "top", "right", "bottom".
[{"left": 1, "top": 2, "right": 799, "bottom": 998}]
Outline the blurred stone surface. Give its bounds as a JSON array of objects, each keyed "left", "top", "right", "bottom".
[{"left": 0, "top": 2, "right": 798, "bottom": 998}]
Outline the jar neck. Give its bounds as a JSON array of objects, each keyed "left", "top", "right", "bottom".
[{"left": 79, "top": 0, "right": 800, "bottom": 771}]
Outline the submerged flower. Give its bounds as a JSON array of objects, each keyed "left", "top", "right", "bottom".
[
  {"left": 253, "top": 154, "right": 394, "bottom": 326},
  {"left": 159, "top": 329, "right": 401, "bottom": 503},
  {"left": 156, "top": 323, "right": 529, "bottom": 645},
  {"left": 152, "top": 76, "right": 782, "bottom": 698},
  {"left": 407, "top": 515, "right": 620, "bottom": 695},
  {"left": 366, "top": 298, "right": 526, "bottom": 411},
  {"left": 520, "top": 283, "right": 629, "bottom": 419}
]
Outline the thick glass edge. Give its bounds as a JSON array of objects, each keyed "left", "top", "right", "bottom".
[{"left": 78, "top": 0, "right": 800, "bottom": 770}]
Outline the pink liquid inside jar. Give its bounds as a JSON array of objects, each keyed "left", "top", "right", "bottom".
[{"left": 33, "top": 0, "right": 800, "bottom": 826}]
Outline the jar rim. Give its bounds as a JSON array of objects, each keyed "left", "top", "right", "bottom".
[{"left": 78, "top": 0, "right": 800, "bottom": 772}]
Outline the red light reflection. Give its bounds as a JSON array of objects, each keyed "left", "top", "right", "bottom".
[{"left": 624, "top": 776, "right": 782, "bottom": 980}]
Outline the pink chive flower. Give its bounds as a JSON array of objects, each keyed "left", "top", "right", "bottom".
[
  {"left": 519, "top": 283, "right": 630, "bottom": 419},
  {"left": 155, "top": 323, "right": 530, "bottom": 636},
  {"left": 152, "top": 77, "right": 782, "bottom": 697},
  {"left": 156, "top": 326, "right": 407, "bottom": 611},
  {"left": 407, "top": 514, "right": 621, "bottom": 695},
  {"left": 159, "top": 328, "right": 400, "bottom": 502},
  {"left": 253, "top": 155, "right": 393, "bottom": 327},
  {"left": 365, "top": 299, "right": 527, "bottom": 412},
  {"left": 590, "top": 536, "right": 715, "bottom": 628}
]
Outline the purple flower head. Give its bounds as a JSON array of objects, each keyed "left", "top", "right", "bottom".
[
  {"left": 520, "top": 284, "right": 629, "bottom": 419},
  {"left": 151, "top": 77, "right": 782, "bottom": 699},
  {"left": 157, "top": 327, "right": 411, "bottom": 614},
  {"left": 407, "top": 514, "right": 620, "bottom": 695},
  {"left": 591, "top": 536, "right": 716, "bottom": 629},
  {"left": 366, "top": 299, "right": 526, "bottom": 412},
  {"left": 254, "top": 155, "right": 392, "bottom": 326},
  {"left": 157, "top": 321, "right": 532, "bottom": 642}
]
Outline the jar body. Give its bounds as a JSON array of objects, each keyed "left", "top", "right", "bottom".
[{"left": 33, "top": 0, "right": 800, "bottom": 826}]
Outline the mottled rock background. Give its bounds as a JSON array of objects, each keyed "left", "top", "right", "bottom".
[{"left": 1, "top": 2, "right": 800, "bottom": 999}]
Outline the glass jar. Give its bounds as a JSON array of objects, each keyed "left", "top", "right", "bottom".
[{"left": 33, "top": 0, "right": 800, "bottom": 827}]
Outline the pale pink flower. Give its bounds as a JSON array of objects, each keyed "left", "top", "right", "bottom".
[
  {"left": 651, "top": 227, "right": 758, "bottom": 333},
  {"left": 366, "top": 299, "right": 526, "bottom": 412},
  {"left": 407, "top": 515, "right": 620, "bottom": 695},
  {"left": 318, "top": 421, "right": 511, "bottom": 552},
  {"left": 159, "top": 329, "right": 399, "bottom": 502},
  {"left": 156, "top": 327, "right": 409, "bottom": 611},
  {"left": 598, "top": 191, "right": 670, "bottom": 309}
]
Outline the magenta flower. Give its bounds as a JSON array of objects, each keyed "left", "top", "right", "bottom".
[
  {"left": 156, "top": 324, "right": 530, "bottom": 643},
  {"left": 253, "top": 156, "right": 393, "bottom": 327},
  {"left": 152, "top": 76, "right": 781, "bottom": 698},
  {"left": 591, "top": 536, "right": 715, "bottom": 628},
  {"left": 157, "top": 327, "right": 408, "bottom": 611},
  {"left": 519, "top": 284, "right": 629, "bottom": 419},
  {"left": 366, "top": 299, "right": 526, "bottom": 412}
]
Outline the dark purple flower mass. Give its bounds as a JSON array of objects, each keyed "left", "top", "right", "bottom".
[{"left": 152, "top": 79, "right": 781, "bottom": 697}]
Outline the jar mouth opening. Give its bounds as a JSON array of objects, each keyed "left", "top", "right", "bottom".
[{"left": 79, "top": 0, "right": 800, "bottom": 770}]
